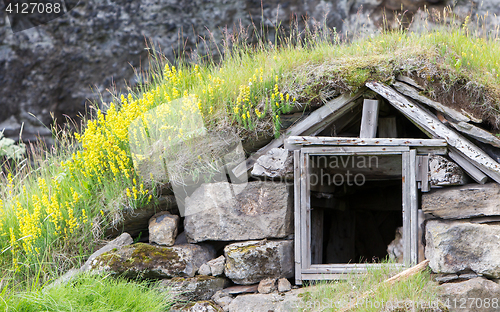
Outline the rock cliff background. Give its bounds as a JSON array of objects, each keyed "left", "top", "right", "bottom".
[{"left": 0, "top": 0, "right": 496, "bottom": 142}]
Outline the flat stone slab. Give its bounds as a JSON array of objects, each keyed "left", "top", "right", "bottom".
[
  {"left": 224, "top": 239, "right": 293, "bottom": 285},
  {"left": 170, "top": 301, "right": 223, "bottom": 312},
  {"left": 426, "top": 219, "right": 500, "bottom": 278},
  {"left": 161, "top": 276, "right": 230, "bottom": 301},
  {"left": 184, "top": 181, "right": 293, "bottom": 243},
  {"left": 90, "top": 243, "right": 215, "bottom": 279},
  {"left": 227, "top": 288, "right": 305, "bottom": 312},
  {"left": 251, "top": 148, "right": 293, "bottom": 180},
  {"left": 422, "top": 183, "right": 500, "bottom": 219}
]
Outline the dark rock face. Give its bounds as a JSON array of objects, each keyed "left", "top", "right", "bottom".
[{"left": 0, "top": 0, "right": 484, "bottom": 142}]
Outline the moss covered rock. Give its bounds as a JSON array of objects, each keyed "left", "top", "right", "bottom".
[
  {"left": 90, "top": 243, "right": 215, "bottom": 279},
  {"left": 224, "top": 239, "right": 293, "bottom": 285}
]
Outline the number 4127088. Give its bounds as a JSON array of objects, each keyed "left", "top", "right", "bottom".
[{"left": 5, "top": 2, "right": 61, "bottom": 14}]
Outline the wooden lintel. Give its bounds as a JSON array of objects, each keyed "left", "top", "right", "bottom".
[
  {"left": 232, "top": 91, "right": 364, "bottom": 178},
  {"left": 366, "top": 82, "right": 500, "bottom": 184},
  {"left": 284, "top": 136, "right": 447, "bottom": 150},
  {"left": 393, "top": 81, "right": 470, "bottom": 123},
  {"left": 359, "top": 99, "right": 380, "bottom": 138}
]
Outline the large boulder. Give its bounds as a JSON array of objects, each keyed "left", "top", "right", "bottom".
[
  {"left": 425, "top": 220, "right": 500, "bottom": 278},
  {"left": 184, "top": 181, "right": 293, "bottom": 243},
  {"left": 161, "top": 276, "right": 231, "bottom": 301},
  {"left": 90, "top": 243, "right": 215, "bottom": 279},
  {"left": 422, "top": 183, "right": 500, "bottom": 219},
  {"left": 439, "top": 277, "right": 500, "bottom": 312},
  {"left": 224, "top": 239, "right": 293, "bottom": 285},
  {"left": 149, "top": 211, "right": 179, "bottom": 246}
]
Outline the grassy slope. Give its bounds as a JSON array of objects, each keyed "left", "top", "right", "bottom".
[{"left": 1, "top": 11, "right": 500, "bottom": 309}]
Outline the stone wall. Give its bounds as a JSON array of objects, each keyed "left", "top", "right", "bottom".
[{"left": 1, "top": 0, "right": 496, "bottom": 142}]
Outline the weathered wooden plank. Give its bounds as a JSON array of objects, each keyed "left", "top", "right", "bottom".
[
  {"left": 284, "top": 136, "right": 447, "bottom": 150},
  {"left": 416, "top": 156, "right": 423, "bottom": 182},
  {"left": 311, "top": 208, "right": 324, "bottom": 264},
  {"left": 396, "top": 75, "right": 424, "bottom": 90},
  {"left": 304, "top": 263, "right": 403, "bottom": 273},
  {"left": 293, "top": 150, "right": 302, "bottom": 285},
  {"left": 300, "top": 273, "right": 350, "bottom": 280},
  {"left": 300, "top": 152, "right": 309, "bottom": 271},
  {"left": 392, "top": 81, "right": 470, "bottom": 123},
  {"left": 378, "top": 116, "right": 398, "bottom": 138},
  {"left": 409, "top": 149, "right": 418, "bottom": 265},
  {"left": 302, "top": 146, "right": 409, "bottom": 155},
  {"left": 448, "top": 149, "right": 488, "bottom": 184},
  {"left": 448, "top": 120, "right": 500, "bottom": 148},
  {"left": 232, "top": 91, "right": 364, "bottom": 178},
  {"left": 421, "top": 155, "right": 430, "bottom": 192},
  {"left": 402, "top": 151, "right": 411, "bottom": 266},
  {"left": 360, "top": 99, "right": 380, "bottom": 138},
  {"left": 366, "top": 82, "right": 500, "bottom": 183},
  {"left": 415, "top": 146, "right": 447, "bottom": 155}
]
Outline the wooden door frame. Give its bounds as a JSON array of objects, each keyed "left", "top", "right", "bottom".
[{"left": 294, "top": 146, "right": 418, "bottom": 285}]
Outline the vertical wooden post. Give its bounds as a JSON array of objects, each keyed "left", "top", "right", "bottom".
[
  {"left": 421, "top": 155, "right": 430, "bottom": 192},
  {"left": 359, "top": 99, "right": 380, "bottom": 138},
  {"left": 300, "top": 152, "right": 311, "bottom": 271},
  {"left": 409, "top": 149, "right": 418, "bottom": 265},
  {"left": 402, "top": 151, "right": 411, "bottom": 265},
  {"left": 293, "top": 150, "right": 302, "bottom": 285}
]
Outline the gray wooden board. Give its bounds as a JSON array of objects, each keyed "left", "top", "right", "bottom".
[
  {"left": 393, "top": 81, "right": 470, "bottom": 123},
  {"left": 360, "top": 99, "right": 380, "bottom": 138},
  {"left": 293, "top": 150, "right": 302, "bottom": 285},
  {"left": 449, "top": 120, "right": 500, "bottom": 148},
  {"left": 448, "top": 148, "right": 488, "bottom": 184},
  {"left": 409, "top": 149, "right": 418, "bottom": 265},
  {"left": 366, "top": 82, "right": 500, "bottom": 183},
  {"left": 311, "top": 208, "right": 324, "bottom": 264}
]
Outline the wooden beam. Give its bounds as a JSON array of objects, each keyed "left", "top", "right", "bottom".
[
  {"left": 448, "top": 120, "right": 500, "bottom": 148},
  {"left": 448, "top": 149, "right": 488, "bottom": 184},
  {"left": 366, "top": 82, "right": 500, "bottom": 183},
  {"left": 293, "top": 150, "right": 302, "bottom": 285},
  {"left": 402, "top": 151, "right": 411, "bottom": 266},
  {"left": 396, "top": 75, "right": 424, "bottom": 90},
  {"left": 232, "top": 91, "right": 364, "bottom": 178},
  {"left": 285, "top": 136, "right": 446, "bottom": 149},
  {"left": 409, "top": 149, "right": 418, "bottom": 265},
  {"left": 421, "top": 155, "right": 430, "bottom": 192},
  {"left": 393, "top": 81, "right": 470, "bottom": 123},
  {"left": 359, "top": 99, "right": 380, "bottom": 138}
]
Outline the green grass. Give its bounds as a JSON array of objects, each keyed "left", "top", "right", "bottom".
[
  {"left": 299, "top": 264, "right": 440, "bottom": 311},
  {"left": 1, "top": 5, "right": 500, "bottom": 301},
  {"left": 0, "top": 273, "right": 173, "bottom": 312}
]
